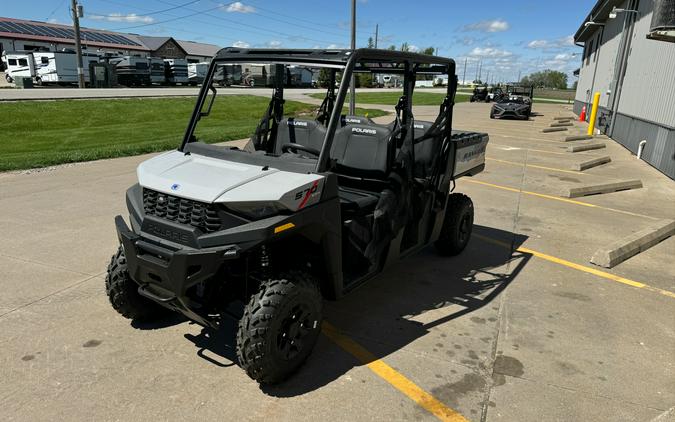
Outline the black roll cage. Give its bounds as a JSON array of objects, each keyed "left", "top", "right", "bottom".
[{"left": 179, "top": 48, "right": 457, "bottom": 174}]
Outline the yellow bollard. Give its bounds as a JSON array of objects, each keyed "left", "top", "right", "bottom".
[{"left": 587, "top": 91, "right": 601, "bottom": 136}]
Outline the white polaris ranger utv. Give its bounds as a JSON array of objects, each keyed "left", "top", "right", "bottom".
[{"left": 107, "top": 48, "right": 488, "bottom": 384}]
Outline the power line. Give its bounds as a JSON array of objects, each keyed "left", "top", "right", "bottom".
[
  {"left": 150, "top": 0, "right": 345, "bottom": 45},
  {"left": 109, "top": 4, "right": 224, "bottom": 30},
  {"left": 46, "top": 0, "right": 68, "bottom": 21},
  {"left": 92, "top": 0, "right": 346, "bottom": 46}
]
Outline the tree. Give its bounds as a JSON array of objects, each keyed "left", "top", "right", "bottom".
[
  {"left": 387, "top": 45, "right": 396, "bottom": 50},
  {"left": 572, "top": 80, "right": 578, "bottom": 90},
  {"left": 317, "top": 68, "right": 331, "bottom": 88},
  {"left": 367, "top": 37, "right": 375, "bottom": 48},
  {"left": 421, "top": 47, "right": 435, "bottom": 55},
  {"left": 400, "top": 42, "right": 410, "bottom": 52},
  {"left": 520, "top": 69, "right": 568, "bottom": 89}
]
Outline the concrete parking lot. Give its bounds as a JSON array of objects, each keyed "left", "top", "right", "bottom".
[{"left": 1, "top": 101, "right": 673, "bottom": 421}]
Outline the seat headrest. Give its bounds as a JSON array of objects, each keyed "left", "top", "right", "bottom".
[
  {"left": 341, "top": 115, "right": 375, "bottom": 126},
  {"left": 279, "top": 118, "right": 319, "bottom": 130}
]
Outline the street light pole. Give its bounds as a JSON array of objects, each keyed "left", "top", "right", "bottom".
[
  {"left": 70, "top": 0, "right": 85, "bottom": 88},
  {"left": 349, "top": 0, "right": 356, "bottom": 114}
]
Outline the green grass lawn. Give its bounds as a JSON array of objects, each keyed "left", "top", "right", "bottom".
[
  {"left": 309, "top": 91, "right": 470, "bottom": 106},
  {"left": 0, "top": 95, "right": 387, "bottom": 171}
]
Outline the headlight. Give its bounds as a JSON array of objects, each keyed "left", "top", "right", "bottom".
[{"left": 225, "top": 202, "right": 284, "bottom": 220}]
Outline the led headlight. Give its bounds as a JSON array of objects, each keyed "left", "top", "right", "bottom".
[{"left": 225, "top": 202, "right": 284, "bottom": 220}]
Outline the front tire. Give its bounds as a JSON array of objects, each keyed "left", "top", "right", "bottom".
[
  {"left": 105, "top": 246, "right": 166, "bottom": 320},
  {"left": 236, "top": 271, "right": 322, "bottom": 384},
  {"left": 435, "top": 193, "right": 474, "bottom": 256}
]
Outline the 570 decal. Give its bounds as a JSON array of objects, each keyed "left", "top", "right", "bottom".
[{"left": 294, "top": 180, "right": 320, "bottom": 210}]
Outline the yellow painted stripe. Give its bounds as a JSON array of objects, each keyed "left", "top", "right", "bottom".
[
  {"left": 474, "top": 234, "right": 675, "bottom": 299},
  {"left": 322, "top": 322, "right": 468, "bottom": 422},
  {"left": 464, "top": 179, "right": 660, "bottom": 220},
  {"left": 465, "top": 179, "right": 597, "bottom": 207},
  {"left": 273, "top": 222, "right": 295, "bottom": 234},
  {"left": 487, "top": 157, "right": 585, "bottom": 175}
]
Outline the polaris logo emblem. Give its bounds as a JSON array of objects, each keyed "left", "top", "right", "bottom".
[
  {"left": 414, "top": 124, "right": 425, "bottom": 129},
  {"left": 171, "top": 183, "right": 180, "bottom": 191},
  {"left": 288, "top": 120, "right": 308, "bottom": 127},
  {"left": 345, "top": 118, "right": 361, "bottom": 123},
  {"left": 146, "top": 222, "right": 191, "bottom": 243},
  {"left": 351, "top": 127, "right": 376, "bottom": 135}
]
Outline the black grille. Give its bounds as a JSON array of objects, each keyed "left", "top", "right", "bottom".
[{"left": 143, "top": 188, "right": 222, "bottom": 233}]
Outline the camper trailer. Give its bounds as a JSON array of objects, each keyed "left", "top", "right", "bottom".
[
  {"left": 147, "top": 57, "right": 165, "bottom": 85},
  {"left": 187, "top": 62, "right": 208, "bottom": 85},
  {"left": 32, "top": 51, "right": 99, "bottom": 85},
  {"left": 214, "top": 63, "right": 240, "bottom": 86},
  {"left": 288, "top": 66, "right": 313, "bottom": 87},
  {"left": 164, "top": 58, "right": 188, "bottom": 85},
  {"left": 109, "top": 56, "right": 151, "bottom": 86},
  {"left": 2, "top": 51, "right": 35, "bottom": 83}
]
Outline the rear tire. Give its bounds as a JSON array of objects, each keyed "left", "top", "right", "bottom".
[
  {"left": 236, "top": 271, "right": 322, "bottom": 384},
  {"left": 105, "top": 246, "right": 167, "bottom": 320},
  {"left": 435, "top": 193, "right": 474, "bottom": 256}
]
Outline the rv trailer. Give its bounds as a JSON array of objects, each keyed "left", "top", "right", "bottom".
[
  {"left": 164, "top": 58, "right": 188, "bottom": 85},
  {"left": 33, "top": 51, "right": 99, "bottom": 85},
  {"left": 148, "top": 57, "right": 165, "bottom": 85},
  {"left": 109, "top": 56, "right": 151, "bottom": 86},
  {"left": 2, "top": 51, "right": 35, "bottom": 83},
  {"left": 187, "top": 62, "right": 208, "bottom": 85}
]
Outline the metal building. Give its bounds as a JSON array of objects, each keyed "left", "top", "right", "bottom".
[{"left": 574, "top": 0, "right": 675, "bottom": 179}]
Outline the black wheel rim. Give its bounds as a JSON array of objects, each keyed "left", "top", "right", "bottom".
[
  {"left": 276, "top": 303, "right": 313, "bottom": 361},
  {"left": 458, "top": 214, "right": 471, "bottom": 244}
]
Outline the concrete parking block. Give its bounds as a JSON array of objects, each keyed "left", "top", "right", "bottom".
[
  {"left": 550, "top": 122, "right": 573, "bottom": 127},
  {"left": 567, "top": 143, "right": 606, "bottom": 152},
  {"left": 541, "top": 127, "right": 567, "bottom": 133},
  {"left": 564, "top": 179, "right": 643, "bottom": 198},
  {"left": 565, "top": 134, "right": 593, "bottom": 142},
  {"left": 590, "top": 219, "right": 675, "bottom": 268},
  {"left": 570, "top": 155, "right": 611, "bottom": 171},
  {"left": 553, "top": 116, "right": 575, "bottom": 120}
]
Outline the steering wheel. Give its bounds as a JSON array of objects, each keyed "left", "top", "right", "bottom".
[{"left": 281, "top": 143, "right": 320, "bottom": 157}]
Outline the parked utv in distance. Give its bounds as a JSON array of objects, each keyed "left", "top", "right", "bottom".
[
  {"left": 106, "top": 48, "right": 489, "bottom": 384},
  {"left": 469, "top": 84, "right": 489, "bottom": 102},
  {"left": 490, "top": 85, "right": 534, "bottom": 120}
]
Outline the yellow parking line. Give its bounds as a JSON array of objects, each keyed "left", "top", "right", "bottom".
[
  {"left": 490, "top": 143, "right": 574, "bottom": 156},
  {"left": 487, "top": 157, "right": 585, "bottom": 175},
  {"left": 464, "top": 179, "right": 660, "bottom": 220},
  {"left": 474, "top": 234, "right": 675, "bottom": 299},
  {"left": 322, "top": 322, "right": 468, "bottom": 422},
  {"left": 465, "top": 179, "right": 596, "bottom": 207}
]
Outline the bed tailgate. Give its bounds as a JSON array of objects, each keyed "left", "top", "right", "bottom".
[{"left": 450, "top": 130, "right": 489, "bottom": 177}]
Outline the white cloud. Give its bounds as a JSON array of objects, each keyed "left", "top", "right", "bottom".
[
  {"left": 267, "top": 40, "right": 282, "bottom": 48},
  {"left": 408, "top": 45, "right": 419, "bottom": 53},
  {"left": 527, "top": 35, "right": 575, "bottom": 50},
  {"left": 232, "top": 40, "right": 250, "bottom": 48},
  {"left": 469, "top": 47, "right": 513, "bottom": 57},
  {"left": 462, "top": 19, "right": 510, "bottom": 33},
  {"left": 89, "top": 13, "right": 154, "bottom": 23},
  {"left": 225, "top": 2, "right": 255, "bottom": 13}
]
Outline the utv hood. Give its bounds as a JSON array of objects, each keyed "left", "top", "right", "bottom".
[{"left": 137, "top": 150, "right": 324, "bottom": 210}]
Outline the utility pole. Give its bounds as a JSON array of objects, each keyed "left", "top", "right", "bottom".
[
  {"left": 374, "top": 24, "right": 378, "bottom": 48},
  {"left": 478, "top": 59, "right": 482, "bottom": 82},
  {"left": 486, "top": 70, "right": 490, "bottom": 85},
  {"left": 349, "top": 0, "right": 356, "bottom": 114},
  {"left": 70, "top": 0, "right": 85, "bottom": 88},
  {"left": 462, "top": 57, "right": 467, "bottom": 85},
  {"left": 517, "top": 70, "right": 521, "bottom": 83}
]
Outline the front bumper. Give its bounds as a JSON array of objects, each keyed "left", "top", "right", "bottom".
[
  {"left": 492, "top": 106, "right": 530, "bottom": 119},
  {"left": 116, "top": 215, "right": 238, "bottom": 298}
]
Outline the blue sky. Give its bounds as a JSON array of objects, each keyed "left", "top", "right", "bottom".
[{"left": 5, "top": 0, "right": 596, "bottom": 83}]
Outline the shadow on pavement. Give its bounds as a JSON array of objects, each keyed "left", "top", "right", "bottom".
[
  {"left": 136, "top": 224, "right": 529, "bottom": 396},
  {"left": 264, "top": 224, "right": 530, "bottom": 396}
]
